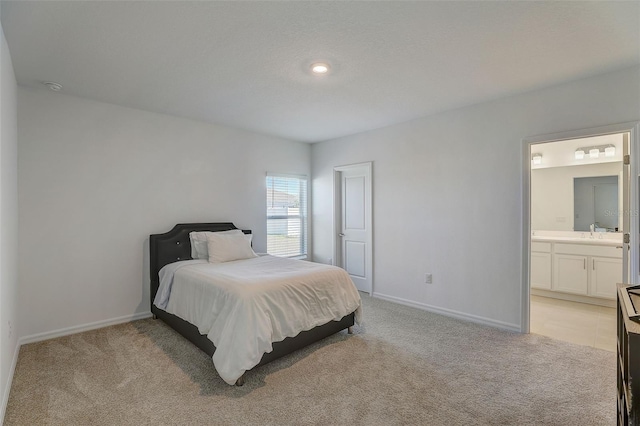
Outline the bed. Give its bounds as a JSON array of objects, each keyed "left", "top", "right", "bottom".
[{"left": 149, "top": 222, "right": 361, "bottom": 385}]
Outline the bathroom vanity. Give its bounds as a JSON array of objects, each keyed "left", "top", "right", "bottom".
[{"left": 531, "top": 231, "right": 623, "bottom": 306}]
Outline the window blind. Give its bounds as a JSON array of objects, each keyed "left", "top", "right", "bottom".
[{"left": 266, "top": 174, "right": 308, "bottom": 257}]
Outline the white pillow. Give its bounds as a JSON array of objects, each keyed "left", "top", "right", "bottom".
[
  {"left": 206, "top": 232, "right": 257, "bottom": 263},
  {"left": 189, "top": 229, "right": 242, "bottom": 259}
]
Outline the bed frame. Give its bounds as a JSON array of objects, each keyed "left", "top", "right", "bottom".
[{"left": 149, "top": 222, "right": 355, "bottom": 385}]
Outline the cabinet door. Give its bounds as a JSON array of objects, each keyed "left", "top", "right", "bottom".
[
  {"left": 531, "top": 252, "right": 552, "bottom": 289},
  {"left": 590, "top": 256, "right": 622, "bottom": 299},
  {"left": 554, "top": 254, "right": 588, "bottom": 295}
]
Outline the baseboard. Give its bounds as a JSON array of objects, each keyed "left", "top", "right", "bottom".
[
  {"left": 0, "top": 339, "right": 21, "bottom": 425},
  {"left": 530, "top": 288, "right": 616, "bottom": 308},
  {"left": 372, "top": 292, "right": 522, "bottom": 332},
  {"left": 20, "top": 311, "right": 153, "bottom": 345}
]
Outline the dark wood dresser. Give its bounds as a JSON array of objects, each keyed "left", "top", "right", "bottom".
[{"left": 618, "top": 284, "right": 640, "bottom": 426}]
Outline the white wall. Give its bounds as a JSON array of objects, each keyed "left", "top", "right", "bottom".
[
  {"left": 531, "top": 162, "right": 622, "bottom": 231},
  {"left": 312, "top": 66, "right": 640, "bottom": 330},
  {"left": 0, "top": 20, "right": 19, "bottom": 420},
  {"left": 18, "top": 88, "right": 310, "bottom": 339}
]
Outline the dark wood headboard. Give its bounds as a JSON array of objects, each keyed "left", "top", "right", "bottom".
[{"left": 149, "top": 222, "right": 251, "bottom": 307}]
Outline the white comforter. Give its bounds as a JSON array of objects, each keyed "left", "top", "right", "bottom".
[{"left": 153, "top": 255, "right": 362, "bottom": 385}]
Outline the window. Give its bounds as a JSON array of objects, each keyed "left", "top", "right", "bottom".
[{"left": 266, "top": 173, "right": 308, "bottom": 258}]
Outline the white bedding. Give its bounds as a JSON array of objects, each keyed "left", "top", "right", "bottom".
[{"left": 153, "top": 255, "right": 362, "bottom": 385}]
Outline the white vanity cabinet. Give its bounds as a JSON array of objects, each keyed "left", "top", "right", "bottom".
[
  {"left": 554, "top": 243, "right": 621, "bottom": 300},
  {"left": 531, "top": 239, "right": 622, "bottom": 302},
  {"left": 590, "top": 256, "right": 622, "bottom": 299},
  {"left": 553, "top": 253, "right": 589, "bottom": 294},
  {"left": 531, "top": 242, "right": 552, "bottom": 290}
]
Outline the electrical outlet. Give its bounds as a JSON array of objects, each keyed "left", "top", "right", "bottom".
[
  {"left": 328, "top": 258, "right": 333, "bottom": 265},
  {"left": 424, "top": 273, "right": 433, "bottom": 284}
]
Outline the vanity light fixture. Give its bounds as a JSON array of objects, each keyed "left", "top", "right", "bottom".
[
  {"left": 575, "top": 144, "right": 617, "bottom": 160},
  {"left": 310, "top": 62, "right": 330, "bottom": 75},
  {"left": 532, "top": 153, "right": 542, "bottom": 165}
]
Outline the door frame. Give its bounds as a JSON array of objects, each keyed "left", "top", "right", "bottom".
[
  {"left": 333, "top": 162, "right": 373, "bottom": 294},
  {"left": 522, "top": 121, "right": 640, "bottom": 333}
]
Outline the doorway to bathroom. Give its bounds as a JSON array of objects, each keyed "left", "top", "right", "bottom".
[{"left": 524, "top": 123, "right": 639, "bottom": 351}]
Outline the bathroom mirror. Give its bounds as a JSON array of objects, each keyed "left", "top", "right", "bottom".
[{"left": 573, "top": 175, "right": 619, "bottom": 231}]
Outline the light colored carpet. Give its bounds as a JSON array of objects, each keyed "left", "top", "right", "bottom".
[{"left": 5, "top": 294, "right": 615, "bottom": 425}]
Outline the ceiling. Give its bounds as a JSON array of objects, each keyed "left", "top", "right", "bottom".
[{"left": 2, "top": 1, "right": 639, "bottom": 143}]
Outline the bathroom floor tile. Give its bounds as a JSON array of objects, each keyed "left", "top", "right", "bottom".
[{"left": 530, "top": 295, "right": 616, "bottom": 352}]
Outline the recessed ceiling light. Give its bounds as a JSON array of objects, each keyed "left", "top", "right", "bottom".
[
  {"left": 310, "top": 63, "right": 330, "bottom": 75},
  {"left": 42, "top": 81, "right": 63, "bottom": 91}
]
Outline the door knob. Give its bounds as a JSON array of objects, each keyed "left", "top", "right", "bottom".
[{"left": 338, "top": 233, "right": 345, "bottom": 237}]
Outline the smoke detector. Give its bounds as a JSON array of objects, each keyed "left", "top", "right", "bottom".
[{"left": 42, "top": 81, "right": 63, "bottom": 91}]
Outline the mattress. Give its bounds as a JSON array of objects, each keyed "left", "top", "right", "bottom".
[{"left": 153, "top": 255, "right": 362, "bottom": 384}]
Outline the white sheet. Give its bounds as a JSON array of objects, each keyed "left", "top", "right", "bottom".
[{"left": 154, "top": 255, "right": 362, "bottom": 385}]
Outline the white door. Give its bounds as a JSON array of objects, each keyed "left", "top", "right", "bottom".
[
  {"left": 335, "top": 163, "right": 372, "bottom": 294},
  {"left": 621, "top": 132, "right": 631, "bottom": 283}
]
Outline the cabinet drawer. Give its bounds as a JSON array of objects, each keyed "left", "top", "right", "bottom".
[
  {"left": 554, "top": 243, "right": 621, "bottom": 258},
  {"left": 531, "top": 242, "right": 551, "bottom": 253}
]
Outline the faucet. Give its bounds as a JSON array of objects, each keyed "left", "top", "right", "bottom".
[{"left": 589, "top": 222, "right": 599, "bottom": 237}]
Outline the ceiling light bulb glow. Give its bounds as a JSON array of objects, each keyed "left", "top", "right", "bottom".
[
  {"left": 605, "top": 146, "right": 615, "bottom": 157},
  {"left": 311, "top": 63, "right": 329, "bottom": 74},
  {"left": 575, "top": 150, "right": 585, "bottom": 160},
  {"left": 589, "top": 148, "right": 600, "bottom": 159}
]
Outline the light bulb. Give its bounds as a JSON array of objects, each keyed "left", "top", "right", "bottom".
[{"left": 311, "top": 63, "right": 329, "bottom": 74}]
